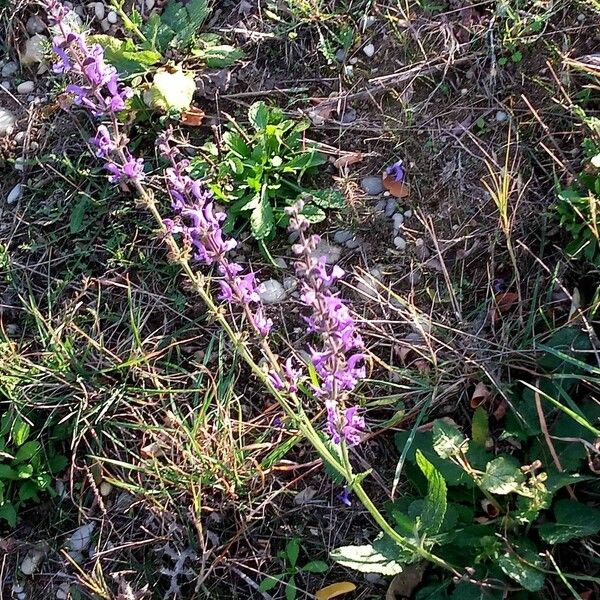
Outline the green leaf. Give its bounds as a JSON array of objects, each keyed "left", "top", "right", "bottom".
[
  {"left": 538, "top": 500, "right": 600, "bottom": 544},
  {"left": 286, "top": 538, "right": 300, "bottom": 568},
  {"left": 70, "top": 196, "right": 88, "bottom": 234},
  {"left": 330, "top": 544, "right": 404, "bottom": 575},
  {"left": 19, "top": 480, "right": 40, "bottom": 503},
  {"left": 89, "top": 35, "right": 161, "bottom": 74},
  {"left": 286, "top": 576, "right": 297, "bottom": 600},
  {"left": 11, "top": 417, "right": 30, "bottom": 447},
  {"left": 308, "top": 188, "right": 345, "bottom": 209},
  {"left": 248, "top": 101, "right": 270, "bottom": 131},
  {"left": 496, "top": 540, "right": 545, "bottom": 592},
  {"left": 14, "top": 441, "right": 41, "bottom": 464},
  {"left": 432, "top": 420, "right": 469, "bottom": 459},
  {"left": 302, "top": 560, "right": 328, "bottom": 573},
  {"left": 0, "top": 502, "right": 17, "bottom": 528},
  {"left": 283, "top": 150, "right": 327, "bottom": 172},
  {"left": 259, "top": 575, "right": 281, "bottom": 592},
  {"left": 196, "top": 45, "right": 243, "bottom": 68},
  {"left": 471, "top": 407, "right": 489, "bottom": 447},
  {"left": 250, "top": 192, "right": 274, "bottom": 240},
  {"left": 48, "top": 454, "right": 68, "bottom": 475},
  {"left": 415, "top": 450, "right": 447, "bottom": 536},
  {"left": 158, "top": 0, "right": 210, "bottom": 50},
  {"left": 144, "top": 67, "right": 196, "bottom": 112},
  {"left": 300, "top": 204, "right": 326, "bottom": 224},
  {"left": 223, "top": 132, "right": 250, "bottom": 158},
  {"left": 0, "top": 465, "right": 18, "bottom": 480},
  {"left": 16, "top": 463, "right": 33, "bottom": 479},
  {"left": 480, "top": 456, "right": 524, "bottom": 495}
]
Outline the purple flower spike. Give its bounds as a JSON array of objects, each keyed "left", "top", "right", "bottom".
[{"left": 385, "top": 160, "right": 406, "bottom": 182}]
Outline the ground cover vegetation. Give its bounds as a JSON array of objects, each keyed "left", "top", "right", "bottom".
[{"left": 2, "top": 0, "right": 600, "bottom": 598}]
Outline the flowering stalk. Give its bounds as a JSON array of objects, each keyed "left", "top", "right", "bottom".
[{"left": 45, "top": 0, "right": 460, "bottom": 577}]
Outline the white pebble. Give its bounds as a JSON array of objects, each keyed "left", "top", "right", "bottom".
[
  {"left": 393, "top": 236, "right": 407, "bottom": 251},
  {"left": 258, "top": 279, "right": 287, "bottom": 304},
  {"left": 146, "top": 0, "right": 156, "bottom": 9},
  {"left": 94, "top": 2, "right": 105, "bottom": 21},
  {"left": 7, "top": 184, "right": 23, "bottom": 204},
  {"left": 283, "top": 276, "right": 297, "bottom": 292},
  {"left": 107, "top": 11, "right": 118, "bottom": 24},
  {"left": 17, "top": 80, "right": 35, "bottom": 94},
  {"left": 384, "top": 198, "right": 397, "bottom": 217},
  {"left": 403, "top": 209, "right": 413, "bottom": 219},
  {"left": 392, "top": 212, "right": 404, "bottom": 231},
  {"left": 15, "top": 156, "right": 26, "bottom": 171},
  {"left": 99, "top": 481, "right": 113, "bottom": 496},
  {"left": 56, "top": 583, "right": 70, "bottom": 599},
  {"left": 21, "top": 549, "right": 44, "bottom": 575},
  {"left": 495, "top": 110, "right": 508, "bottom": 122},
  {"left": 2, "top": 61, "right": 18, "bottom": 77},
  {"left": 1, "top": 80, "right": 10, "bottom": 90},
  {"left": 67, "top": 523, "right": 95, "bottom": 552},
  {"left": 363, "top": 43, "right": 375, "bottom": 58},
  {"left": 0, "top": 107, "right": 17, "bottom": 136}
]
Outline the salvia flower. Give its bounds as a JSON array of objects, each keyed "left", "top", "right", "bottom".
[
  {"left": 158, "top": 131, "right": 272, "bottom": 337},
  {"left": 385, "top": 159, "right": 406, "bottom": 183},
  {"left": 287, "top": 201, "right": 365, "bottom": 445}
]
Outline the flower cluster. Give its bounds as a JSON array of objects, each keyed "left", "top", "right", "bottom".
[
  {"left": 287, "top": 201, "right": 365, "bottom": 445},
  {"left": 47, "top": 0, "right": 143, "bottom": 185},
  {"left": 159, "top": 131, "right": 272, "bottom": 337}
]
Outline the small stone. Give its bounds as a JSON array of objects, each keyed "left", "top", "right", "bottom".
[
  {"left": 393, "top": 236, "right": 407, "bottom": 251},
  {"left": 14, "top": 131, "right": 26, "bottom": 144},
  {"left": 1, "top": 80, "right": 10, "bottom": 90},
  {"left": 7, "top": 184, "right": 23, "bottom": 204},
  {"left": 107, "top": 11, "right": 118, "bottom": 24},
  {"left": 15, "top": 156, "right": 26, "bottom": 171},
  {"left": 577, "top": 13, "right": 585, "bottom": 22},
  {"left": 334, "top": 230, "right": 354, "bottom": 244},
  {"left": 21, "top": 34, "right": 47, "bottom": 66},
  {"left": 335, "top": 48, "right": 347, "bottom": 62},
  {"left": 361, "top": 175, "right": 385, "bottom": 195},
  {"left": 21, "top": 549, "right": 44, "bottom": 575},
  {"left": 56, "top": 583, "right": 71, "bottom": 599},
  {"left": 258, "top": 279, "right": 286, "bottom": 304},
  {"left": 360, "top": 15, "right": 377, "bottom": 29},
  {"left": 17, "top": 80, "right": 35, "bottom": 94},
  {"left": 100, "top": 17, "right": 110, "bottom": 31},
  {"left": 384, "top": 198, "right": 397, "bottom": 217},
  {"left": 392, "top": 212, "right": 404, "bottom": 231},
  {"left": 339, "top": 107, "right": 357, "bottom": 124},
  {"left": 99, "top": 481, "right": 113, "bottom": 496},
  {"left": 310, "top": 240, "right": 342, "bottom": 265},
  {"left": 67, "top": 523, "right": 95, "bottom": 552},
  {"left": 146, "top": 0, "right": 156, "bottom": 10},
  {"left": 283, "top": 277, "right": 297, "bottom": 292},
  {"left": 495, "top": 110, "right": 508, "bottom": 122},
  {"left": 288, "top": 230, "right": 299, "bottom": 243},
  {"left": 2, "top": 61, "right": 18, "bottom": 77},
  {"left": 26, "top": 15, "right": 46, "bottom": 35},
  {"left": 94, "top": 2, "right": 105, "bottom": 21},
  {"left": 415, "top": 238, "right": 431, "bottom": 261},
  {"left": 403, "top": 209, "right": 413, "bottom": 219},
  {"left": 67, "top": 550, "right": 84, "bottom": 564},
  {"left": 374, "top": 199, "right": 386, "bottom": 212},
  {"left": 0, "top": 107, "right": 17, "bottom": 136},
  {"left": 363, "top": 43, "right": 375, "bottom": 58},
  {"left": 345, "top": 238, "right": 361, "bottom": 249},
  {"left": 273, "top": 257, "right": 287, "bottom": 269}
]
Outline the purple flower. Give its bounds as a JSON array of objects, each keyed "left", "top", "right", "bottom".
[
  {"left": 269, "top": 357, "right": 303, "bottom": 393},
  {"left": 338, "top": 487, "right": 352, "bottom": 507},
  {"left": 90, "top": 125, "right": 115, "bottom": 158},
  {"left": 385, "top": 160, "right": 406, "bottom": 182},
  {"left": 105, "top": 152, "right": 145, "bottom": 183},
  {"left": 342, "top": 406, "right": 365, "bottom": 446}
]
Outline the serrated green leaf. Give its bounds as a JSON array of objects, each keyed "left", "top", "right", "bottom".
[
  {"left": 496, "top": 540, "right": 545, "bottom": 592},
  {"left": 250, "top": 193, "right": 274, "bottom": 240},
  {"left": 308, "top": 188, "right": 345, "bottom": 209},
  {"left": 248, "top": 101, "right": 270, "bottom": 131},
  {"left": 197, "top": 45, "right": 243, "bottom": 68},
  {"left": 0, "top": 465, "right": 18, "bottom": 481},
  {"left": 302, "top": 560, "right": 328, "bottom": 573},
  {"left": 300, "top": 204, "right": 326, "bottom": 223},
  {"left": 223, "top": 132, "right": 250, "bottom": 158},
  {"left": 14, "top": 441, "right": 41, "bottom": 464},
  {"left": 283, "top": 150, "right": 327, "bottom": 172},
  {"left": 480, "top": 456, "right": 524, "bottom": 495},
  {"left": 259, "top": 575, "right": 281, "bottom": 592},
  {"left": 330, "top": 544, "right": 404, "bottom": 575},
  {"left": 432, "top": 420, "right": 469, "bottom": 459},
  {"left": 538, "top": 500, "right": 600, "bottom": 544},
  {"left": 415, "top": 449, "right": 447, "bottom": 536}
]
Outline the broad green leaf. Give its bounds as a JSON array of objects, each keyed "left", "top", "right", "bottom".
[
  {"left": 143, "top": 67, "right": 196, "bottom": 112},
  {"left": 0, "top": 465, "right": 18, "bottom": 480},
  {"left": 432, "top": 420, "right": 469, "bottom": 459},
  {"left": 471, "top": 407, "right": 489, "bottom": 447},
  {"left": 283, "top": 150, "right": 327, "bottom": 172},
  {"left": 496, "top": 540, "right": 545, "bottom": 592},
  {"left": 0, "top": 502, "right": 17, "bottom": 528},
  {"left": 158, "top": 0, "right": 210, "bottom": 50},
  {"left": 330, "top": 544, "right": 403, "bottom": 575},
  {"left": 11, "top": 417, "right": 30, "bottom": 447},
  {"left": 259, "top": 575, "right": 281, "bottom": 592},
  {"left": 223, "top": 132, "right": 250, "bottom": 158},
  {"left": 286, "top": 538, "right": 300, "bottom": 568},
  {"left": 480, "top": 456, "right": 524, "bottom": 495},
  {"left": 14, "top": 440, "right": 41, "bottom": 464},
  {"left": 70, "top": 196, "right": 88, "bottom": 234},
  {"left": 248, "top": 101, "right": 270, "bottom": 131},
  {"left": 250, "top": 193, "right": 274, "bottom": 240},
  {"left": 302, "top": 560, "right": 328, "bottom": 573},
  {"left": 89, "top": 35, "right": 161, "bottom": 74},
  {"left": 16, "top": 463, "right": 33, "bottom": 479},
  {"left": 300, "top": 204, "right": 326, "bottom": 223},
  {"left": 286, "top": 576, "right": 297, "bottom": 600},
  {"left": 538, "top": 500, "right": 600, "bottom": 544},
  {"left": 18, "top": 480, "right": 40, "bottom": 503},
  {"left": 415, "top": 450, "right": 447, "bottom": 536},
  {"left": 195, "top": 44, "right": 243, "bottom": 68},
  {"left": 48, "top": 454, "right": 69, "bottom": 475},
  {"left": 309, "top": 188, "right": 345, "bottom": 209}
]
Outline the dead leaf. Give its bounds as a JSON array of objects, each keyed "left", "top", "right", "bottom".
[
  {"left": 383, "top": 172, "right": 410, "bottom": 198},
  {"left": 495, "top": 291, "right": 519, "bottom": 313},
  {"left": 307, "top": 100, "right": 336, "bottom": 125},
  {"left": 294, "top": 486, "right": 317, "bottom": 505},
  {"left": 491, "top": 396, "right": 508, "bottom": 421},
  {"left": 315, "top": 582, "right": 357, "bottom": 600},
  {"left": 386, "top": 562, "right": 426, "bottom": 599},
  {"left": 481, "top": 499, "right": 500, "bottom": 518},
  {"left": 333, "top": 152, "right": 364, "bottom": 170},
  {"left": 568, "top": 287, "right": 581, "bottom": 320},
  {"left": 181, "top": 107, "right": 206, "bottom": 126},
  {"left": 471, "top": 382, "right": 491, "bottom": 408}
]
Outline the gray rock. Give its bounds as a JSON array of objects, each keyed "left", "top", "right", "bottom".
[
  {"left": 339, "top": 107, "right": 357, "bottom": 124},
  {"left": 356, "top": 267, "right": 382, "bottom": 296},
  {"left": 392, "top": 212, "right": 404, "bottom": 231},
  {"left": 107, "top": 10, "right": 118, "bottom": 24},
  {"left": 67, "top": 523, "right": 95, "bottom": 552},
  {"left": 1, "top": 80, "right": 10, "bottom": 90},
  {"left": 415, "top": 238, "right": 430, "bottom": 261},
  {"left": 20, "top": 549, "right": 45, "bottom": 575},
  {"left": 7, "top": 184, "right": 23, "bottom": 204},
  {"left": 288, "top": 230, "right": 299, "bottom": 243},
  {"left": 311, "top": 240, "right": 342, "bottom": 264},
  {"left": 273, "top": 257, "right": 287, "bottom": 269},
  {"left": 94, "top": 2, "right": 106, "bottom": 21},
  {"left": 345, "top": 238, "right": 361, "bottom": 249},
  {"left": 374, "top": 198, "right": 386, "bottom": 212},
  {"left": 1, "top": 61, "right": 18, "bottom": 77},
  {"left": 361, "top": 175, "right": 384, "bottom": 195},
  {"left": 334, "top": 229, "right": 354, "bottom": 244},
  {"left": 0, "top": 107, "right": 17, "bottom": 136},
  {"left": 283, "top": 277, "right": 297, "bottom": 292},
  {"left": 384, "top": 198, "right": 397, "bottom": 217},
  {"left": 26, "top": 15, "right": 46, "bottom": 35},
  {"left": 258, "top": 279, "right": 286, "bottom": 304},
  {"left": 363, "top": 43, "right": 375, "bottom": 58},
  {"left": 393, "top": 236, "right": 407, "bottom": 251},
  {"left": 335, "top": 48, "right": 347, "bottom": 62},
  {"left": 403, "top": 209, "right": 413, "bottom": 219},
  {"left": 21, "top": 34, "right": 47, "bottom": 66},
  {"left": 495, "top": 110, "right": 508, "bottom": 122},
  {"left": 17, "top": 80, "right": 35, "bottom": 94}
]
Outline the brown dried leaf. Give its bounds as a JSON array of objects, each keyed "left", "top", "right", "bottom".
[
  {"left": 333, "top": 152, "right": 364, "bottom": 170},
  {"left": 386, "top": 562, "right": 427, "bottom": 599},
  {"left": 496, "top": 291, "right": 519, "bottom": 313},
  {"left": 471, "top": 381, "right": 491, "bottom": 408},
  {"left": 383, "top": 172, "right": 410, "bottom": 198},
  {"left": 180, "top": 107, "right": 205, "bottom": 126}
]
